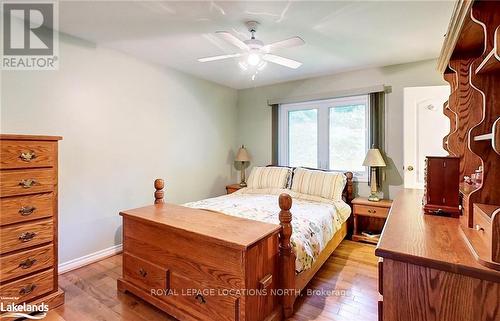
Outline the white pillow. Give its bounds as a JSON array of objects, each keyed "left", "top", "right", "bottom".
[
  {"left": 246, "top": 166, "right": 291, "bottom": 189},
  {"left": 291, "top": 168, "right": 346, "bottom": 201}
]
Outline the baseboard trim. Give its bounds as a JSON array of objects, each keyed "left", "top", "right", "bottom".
[{"left": 58, "top": 244, "right": 123, "bottom": 274}]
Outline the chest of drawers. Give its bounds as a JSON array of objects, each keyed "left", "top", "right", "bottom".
[{"left": 0, "top": 134, "right": 64, "bottom": 310}]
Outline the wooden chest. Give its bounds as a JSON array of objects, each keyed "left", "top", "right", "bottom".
[
  {"left": 0, "top": 134, "right": 64, "bottom": 310},
  {"left": 118, "top": 203, "right": 282, "bottom": 321},
  {"left": 423, "top": 156, "right": 460, "bottom": 217}
]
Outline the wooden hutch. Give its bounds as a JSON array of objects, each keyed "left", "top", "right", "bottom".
[
  {"left": 376, "top": 1, "right": 499, "bottom": 321},
  {"left": 439, "top": 0, "right": 500, "bottom": 271}
]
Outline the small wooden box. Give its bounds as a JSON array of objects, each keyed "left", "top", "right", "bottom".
[{"left": 423, "top": 156, "right": 460, "bottom": 217}]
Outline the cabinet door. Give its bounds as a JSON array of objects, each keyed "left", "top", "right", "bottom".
[{"left": 426, "top": 158, "right": 445, "bottom": 205}]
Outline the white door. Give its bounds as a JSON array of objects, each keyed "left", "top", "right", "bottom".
[{"left": 404, "top": 86, "right": 450, "bottom": 189}]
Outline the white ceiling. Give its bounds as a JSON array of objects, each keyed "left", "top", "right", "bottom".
[{"left": 58, "top": 1, "right": 455, "bottom": 89}]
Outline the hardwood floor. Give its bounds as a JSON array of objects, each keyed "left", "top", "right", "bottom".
[{"left": 47, "top": 240, "right": 378, "bottom": 321}]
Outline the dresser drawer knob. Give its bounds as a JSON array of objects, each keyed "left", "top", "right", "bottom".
[
  {"left": 195, "top": 293, "right": 206, "bottom": 304},
  {"left": 19, "top": 151, "right": 37, "bottom": 162},
  {"left": 475, "top": 224, "right": 485, "bottom": 232},
  {"left": 19, "top": 206, "right": 36, "bottom": 216},
  {"left": 19, "top": 258, "right": 37, "bottom": 269},
  {"left": 19, "top": 284, "right": 37, "bottom": 296},
  {"left": 19, "top": 179, "right": 38, "bottom": 188},
  {"left": 368, "top": 209, "right": 377, "bottom": 214},
  {"left": 139, "top": 268, "right": 147, "bottom": 278},
  {"left": 18, "top": 231, "right": 37, "bottom": 242}
]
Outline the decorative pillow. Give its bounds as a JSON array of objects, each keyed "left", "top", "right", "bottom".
[
  {"left": 246, "top": 166, "right": 292, "bottom": 189},
  {"left": 291, "top": 167, "right": 346, "bottom": 201}
]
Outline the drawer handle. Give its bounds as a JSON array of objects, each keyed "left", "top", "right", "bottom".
[
  {"left": 139, "top": 268, "right": 147, "bottom": 278},
  {"left": 19, "top": 258, "right": 37, "bottom": 269},
  {"left": 19, "top": 179, "right": 38, "bottom": 188},
  {"left": 19, "top": 231, "right": 37, "bottom": 242},
  {"left": 19, "top": 284, "right": 37, "bottom": 296},
  {"left": 19, "top": 206, "right": 37, "bottom": 216},
  {"left": 475, "top": 224, "right": 485, "bottom": 232},
  {"left": 195, "top": 293, "right": 206, "bottom": 304},
  {"left": 368, "top": 209, "right": 377, "bottom": 214},
  {"left": 19, "top": 151, "right": 37, "bottom": 162}
]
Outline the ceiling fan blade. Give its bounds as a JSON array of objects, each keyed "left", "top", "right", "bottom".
[
  {"left": 263, "top": 54, "right": 302, "bottom": 69},
  {"left": 197, "top": 53, "right": 241, "bottom": 62},
  {"left": 262, "top": 36, "right": 305, "bottom": 53},
  {"left": 216, "top": 31, "right": 249, "bottom": 51}
]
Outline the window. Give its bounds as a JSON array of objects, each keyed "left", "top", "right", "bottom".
[{"left": 278, "top": 95, "right": 369, "bottom": 181}]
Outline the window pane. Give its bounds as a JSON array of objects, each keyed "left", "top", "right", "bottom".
[
  {"left": 329, "top": 105, "right": 366, "bottom": 172},
  {"left": 289, "top": 109, "right": 317, "bottom": 167}
]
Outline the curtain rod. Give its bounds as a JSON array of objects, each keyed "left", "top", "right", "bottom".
[{"left": 267, "top": 85, "right": 391, "bottom": 106}]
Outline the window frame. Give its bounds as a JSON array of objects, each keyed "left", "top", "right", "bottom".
[{"left": 278, "top": 95, "right": 370, "bottom": 181}]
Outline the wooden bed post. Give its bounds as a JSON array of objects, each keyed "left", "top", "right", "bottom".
[
  {"left": 154, "top": 179, "right": 165, "bottom": 204},
  {"left": 343, "top": 172, "right": 354, "bottom": 206},
  {"left": 278, "top": 193, "right": 296, "bottom": 318}
]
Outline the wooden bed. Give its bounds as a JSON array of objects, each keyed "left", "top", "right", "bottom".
[{"left": 117, "top": 171, "right": 353, "bottom": 321}]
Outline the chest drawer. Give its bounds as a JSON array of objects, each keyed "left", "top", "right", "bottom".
[
  {"left": 354, "top": 204, "right": 390, "bottom": 218},
  {"left": 123, "top": 253, "right": 169, "bottom": 293},
  {"left": 123, "top": 218, "right": 244, "bottom": 289},
  {"left": 0, "top": 244, "right": 54, "bottom": 282},
  {"left": 0, "top": 193, "right": 54, "bottom": 226},
  {"left": 170, "top": 272, "right": 240, "bottom": 321},
  {"left": 0, "top": 269, "right": 54, "bottom": 305},
  {"left": 0, "top": 141, "right": 55, "bottom": 170},
  {"left": 0, "top": 219, "right": 53, "bottom": 254},
  {"left": 0, "top": 169, "right": 55, "bottom": 197}
]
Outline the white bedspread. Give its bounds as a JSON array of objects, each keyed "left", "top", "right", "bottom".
[{"left": 184, "top": 188, "right": 351, "bottom": 273}]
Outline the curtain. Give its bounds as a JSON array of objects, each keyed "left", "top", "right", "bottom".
[
  {"left": 271, "top": 104, "right": 279, "bottom": 165},
  {"left": 369, "top": 92, "right": 385, "bottom": 186}
]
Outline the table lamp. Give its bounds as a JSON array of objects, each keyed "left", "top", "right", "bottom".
[
  {"left": 235, "top": 145, "right": 250, "bottom": 187},
  {"left": 363, "top": 148, "right": 386, "bottom": 202}
]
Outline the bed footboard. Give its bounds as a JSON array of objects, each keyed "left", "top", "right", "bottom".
[{"left": 278, "top": 193, "right": 296, "bottom": 318}]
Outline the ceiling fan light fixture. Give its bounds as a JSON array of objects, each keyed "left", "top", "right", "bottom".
[
  {"left": 200, "top": 21, "right": 305, "bottom": 75},
  {"left": 247, "top": 53, "right": 261, "bottom": 66}
]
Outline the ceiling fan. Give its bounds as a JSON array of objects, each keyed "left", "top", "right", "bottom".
[{"left": 198, "top": 21, "right": 305, "bottom": 70}]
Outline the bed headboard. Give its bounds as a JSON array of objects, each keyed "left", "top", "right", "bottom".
[{"left": 265, "top": 165, "right": 354, "bottom": 206}]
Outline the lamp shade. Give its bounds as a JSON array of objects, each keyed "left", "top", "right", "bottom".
[
  {"left": 362, "top": 148, "right": 386, "bottom": 167},
  {"left": 235, "top": 145, "right": 250, "bottom": 162}
]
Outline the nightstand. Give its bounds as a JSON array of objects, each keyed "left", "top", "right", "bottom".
[
  {"left": 351, "top": 197, "right": 392, "bottom": 244},
  {"left": 226, "top": 184, "right": 243, "bottom": 194}
]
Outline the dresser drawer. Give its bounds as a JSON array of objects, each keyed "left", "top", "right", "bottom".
[
  {"left": 0, "top": 169, "right": 55, "bottom": 197},
  {"left": 473, "top": 207, "right": 492, "bottom": 245},
  {"left": 0, "top": 219, "right": 53, "bottom": 254},
  {"left": 123, "top": 253, "right": 169, "bottom": 293},
  {"left": 0, "top": 244, "right": 54, "bottom": 282},
  {"left": 170, "top": 272, "right": 240, "bottom": 321},
  {"left": 0, "top": 141, "right": 55, "bottom": 170},
  {"left": 0, "top": 193, "right": 54, "bottom": 226},
  {"left": 355, "top": 205, "right": 390, "bottom": 218},
  {"left": 0, "top": 269, "right": 54, "bottom": 305}
]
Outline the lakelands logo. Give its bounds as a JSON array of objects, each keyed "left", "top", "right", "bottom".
[
  {"left": 0, "top": 301, "right": 49, "bottom": 319},
  {"left": 1, "top": 1, "right": 59, "bottom": 70}
]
